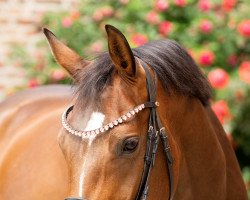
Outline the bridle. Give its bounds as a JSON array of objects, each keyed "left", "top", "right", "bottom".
[
  {"left": 63, "top": 58, "right": 174, "bottom": 200},
  {"left": 134, "top": 59, "right": 174, "bottom": 200}
]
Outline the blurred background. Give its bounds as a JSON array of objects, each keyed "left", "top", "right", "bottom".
[{"left": 0, "top": 0, "right": 249, "bottom": 196}]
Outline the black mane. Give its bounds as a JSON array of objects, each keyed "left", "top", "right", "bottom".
[{"left": 75, "top": 40, "right": 211, "bottom": 108}]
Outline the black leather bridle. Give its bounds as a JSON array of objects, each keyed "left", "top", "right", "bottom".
[
  {"left": 134, "top": 59, "right": 174, "bottom": 200},
  {"left": 65, "top": 59, "right": 174, "bottom": 200}
]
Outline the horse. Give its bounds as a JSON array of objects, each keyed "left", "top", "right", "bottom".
[
  {"left": 0, "top": 24, "right": 247, "bottom": 200},
  {"left": 0, "top": 85, "right": 70, "bottom": 200}
]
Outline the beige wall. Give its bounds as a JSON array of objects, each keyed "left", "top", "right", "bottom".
[
  {"left": 0, "top": 0, "right": 78, "bottom": 60},
  {"left": 0, "top": 0, "right": 78, "bottom": 99}
]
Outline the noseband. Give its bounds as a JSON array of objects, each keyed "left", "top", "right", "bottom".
[{"left": 62, "top": 59, "right": 174, "bottom": 200}]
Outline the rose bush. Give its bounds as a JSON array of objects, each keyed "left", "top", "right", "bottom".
[{"left": 7, "top": 0, "right": 250, "bottom": 195}]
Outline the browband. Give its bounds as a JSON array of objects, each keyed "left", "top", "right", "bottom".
[{"left": 62, "top": 102, "right": 159, "bottom": 139}]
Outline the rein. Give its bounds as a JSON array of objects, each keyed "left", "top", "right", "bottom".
[{"left": 62, "top": 59, "right": 174, "bottom": 200}]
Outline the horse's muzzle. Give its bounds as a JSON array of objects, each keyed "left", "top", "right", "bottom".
[{"left": 65, "top": 198, "right": 85, "bottom": 200}]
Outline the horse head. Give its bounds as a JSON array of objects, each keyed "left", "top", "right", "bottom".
[{"left": 43, "top": 25, "right": 247, "bottom": 200}]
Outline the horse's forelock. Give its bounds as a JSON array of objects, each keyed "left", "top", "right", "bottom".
[{"left": 74, "top": 40, "right": 211, "bottom": 110}]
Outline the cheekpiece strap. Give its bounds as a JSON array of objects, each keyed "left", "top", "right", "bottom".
[{"left": 135, "top": 57, "right": 174, "bottom": 200}]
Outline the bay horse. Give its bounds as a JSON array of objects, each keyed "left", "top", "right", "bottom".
[{"left": 0, "top": 25, "right": 247, "bottom": 200}]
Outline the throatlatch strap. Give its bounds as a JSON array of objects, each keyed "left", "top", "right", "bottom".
[{"left": 157, "top": 114, "right": 174, "bottom": 200}]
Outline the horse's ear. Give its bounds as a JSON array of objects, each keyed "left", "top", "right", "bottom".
[
  {"left": 105, "top": 25, "right": 136, "bottom": 78},
  {"left": 43, "top": 28, "right": 89, "bottom": 77}
]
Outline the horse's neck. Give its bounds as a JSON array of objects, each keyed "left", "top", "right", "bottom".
[
  {"left": 204, "top": 106, "right": 247, "bottom": 199},
  {"left": 158, "top": 94, "right": 246, "bottom": 199},
  {"left": 173, "top": 97, "right": 226, "bottom": 199}
]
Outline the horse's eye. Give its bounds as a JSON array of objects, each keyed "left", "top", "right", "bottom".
[{"left": 122, "top": 137, "right": 139, "bottom": 153}]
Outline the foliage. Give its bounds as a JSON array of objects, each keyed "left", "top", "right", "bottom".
[
  {"left": 233, "top": 88, "right": 250, "bottom": 166},
  {"left": 7, "top": 0, "right": 250, "bottom": 195},
  {"left": 243, "top": 167, "right": 250, "bottom": 197}
]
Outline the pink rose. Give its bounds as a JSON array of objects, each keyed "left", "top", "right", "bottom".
[
  {"left": 174, "top": 0, "right": 186, "bottom": 7},
  {"left": 61, "top": 17, "right": 73, "bottom": 28},
  {"left": 222, "top": 0, "right": 237, "bottom": 12},
  {"left": 93, "top": 10, "right": 104, "bottom": 22},
  {"left": 198, "top": 50, "right": 215, "bottom": 66},
  {"left": 101, "top": 6, "right": 114, "bottom": 17},
  {"left": 120, "top": 0, "right": 129, "bottom": 5},
  {"left": 239, "top": 61, "right": 250, "bottom": 84},
  {"left": 208, "top": 68, "right": 229, "bottom": 89},
  {"left": 28, "top": 79, "right": 39, "bottom": 88},
  {"left": 158, "top": 21, "right": 172, "bottom": 36},
  {"left": 154, "top": 0, "right": 168, "bottom": 12},
  {"left": 70, "top": 11, "right": 81, "bottom": 20},
  {"left": 237, "top": 20, "right": 250, "bottom": 38},
  {"left": 145, "top": 11, "right": 160, "bottom": 25},
  {"left": 131, "top": 33, "right": 148, "bottom": 47},
  {"left": 199, "top": 20, "right": 213, "bottom": 33},
  {"left": 198, "top": 0, "right": 211, "bottom": 12},
  {"left": 212, "top": 100, "right": 230, "bottom": 124},
  {"left": 51, "top": 69, "right": 66, "bottom": 81}
]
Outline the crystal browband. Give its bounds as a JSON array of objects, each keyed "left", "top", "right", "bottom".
[{"left": 62, "top": 102, "right": 158, "bottom": 139}]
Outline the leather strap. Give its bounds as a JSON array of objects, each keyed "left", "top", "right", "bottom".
[
  {"left": 157, "top": 114, "right": 174, "bottom": 200},
  {"left": 135, "top": 58, "right": 174, "bottom": 200}
]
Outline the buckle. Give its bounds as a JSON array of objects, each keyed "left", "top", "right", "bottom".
[{"left": 144, "top": 101, "right": 159, "bottom": 108}]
